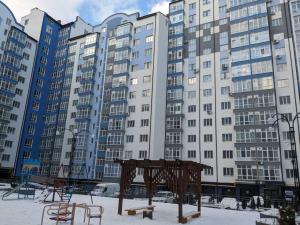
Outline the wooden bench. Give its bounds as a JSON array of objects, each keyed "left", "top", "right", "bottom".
[
  {"left": 143, "top": 209, "right": 153, "bottom": 220},
  {"left": 125, "top": 205, "right": 155, "bottom": 215},
  {"left": 178, "top": 211, "right": 201, "bottom": 224}
]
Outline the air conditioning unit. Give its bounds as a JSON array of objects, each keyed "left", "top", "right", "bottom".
[
  {"left": 258, "top": 161, "right": 263, "bottom": 165},
  {"left": 207, "top": 110, "right": 212, "bottom": 115},
  {"left": 276, "top": 55, "right": 282, "bottom": 60},
  {"left": 273, "top": 39, "right": 279, "bottom": 44},
  {"left": 228, "top": 92, "right": 233, "bottom": 97},
  {"left": 222, "top": 64, "right": 228, "bottom": 70},
  {"left": 193, "top": 69, "right": 200, "bottom": 74}
]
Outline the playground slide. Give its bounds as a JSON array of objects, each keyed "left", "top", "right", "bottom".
[{"left": 2, "top": 183, "right": 27, "bottom": 200}]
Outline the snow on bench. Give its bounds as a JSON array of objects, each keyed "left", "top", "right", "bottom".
[
  {"left": 178, "top": 211, "right": 201, "bottom": 224},
  {"left": 125, "top": 205, "right": 155, "bottom": 215}
]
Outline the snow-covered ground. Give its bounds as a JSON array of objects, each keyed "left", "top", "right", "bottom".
[{"left": 0, "top": 192, "right": 260, "bottom": 225}]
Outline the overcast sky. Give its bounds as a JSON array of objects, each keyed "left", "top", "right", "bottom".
[{"left": 2, "top": 0, "right": 170, "bottom": 24}]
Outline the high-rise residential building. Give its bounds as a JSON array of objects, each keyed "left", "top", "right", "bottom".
[
  {"left": 14, "top": 8, "right": 93, "bottom": 177},
  {"left": 166, "top": 0, "right": 300, "bottom": 198},
  {"left": 99, "top": 13, "right": 169, "bottom": 181},
  {"left": 0, "top": 2, "right": 37, "bottom": 177},
  {"left": 1, "top": 0, "right": 300, "bottom": 200}
]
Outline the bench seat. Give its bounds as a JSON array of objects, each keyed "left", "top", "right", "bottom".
[{"left": 178, "top": 211, "right": 201, "bottom": 224}]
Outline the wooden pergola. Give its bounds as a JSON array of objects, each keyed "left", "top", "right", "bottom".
[{"left": 115, "top": 159, "right": 210, "bottom": 223}]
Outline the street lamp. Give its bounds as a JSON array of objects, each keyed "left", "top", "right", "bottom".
[{"left": 268, "top": 113, "right": 300, "bottom": 209}]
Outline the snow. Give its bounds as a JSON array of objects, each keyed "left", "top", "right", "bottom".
[{"left": 0, "top": 191, "right": 260, "bottom": 225}]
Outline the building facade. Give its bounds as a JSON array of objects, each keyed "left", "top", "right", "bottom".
[
  {"left": 166, "top": 0, "right": 300, "bottom": 198},
  {"left": 1, "top": 0, "right": 300, "bottom": 199},
  {"left": 0, "top": 2, "right": 37, "bottom": 177}
]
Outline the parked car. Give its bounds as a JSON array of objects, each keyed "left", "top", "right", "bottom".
[
  {"left": 152, "top": 191, "right": 175, "bottom": 203},
  {"left": 247, "top": 196, "right": 264, "bottom": 207},
  {"left": 91, "top": 183, "right": 120, "bottom": 197},
  {"left": 201, "top": 196, "right": 216, "bottom": 204},
  {"left": 220, "top": 197, "right": 240, "bottom": 210}
]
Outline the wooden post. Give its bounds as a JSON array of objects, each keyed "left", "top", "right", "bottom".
[
  {"left": 118, "top": 165, "right": 125, "bottom": 215},
  {"left": 178, "top": 168, "right": 183, "bottom": 223},
  {"left": 70, "top": 203, "right": 76, "bottom": 225},
  {"left": 148, "top": 168, "right": 153, "bottom": 206},
  {"left": 198, "top": 171, "right": 202, "bottom": 213}
]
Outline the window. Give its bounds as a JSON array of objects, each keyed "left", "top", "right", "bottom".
[
  {"left": 10, "top": 114, "right": 18, "bottom": 121},
  {"left": 223, "top": 168, "right": 234, "bottom": 176},
  {"left": 286, "top": 169, "right": 295, "bottom": 179},
  {"left": 203, "top": 104, "right": 212, "bottom": 113},
  {"left": 13, "top": 101, "right": 20, "bottom": 108},
  {"left": 144, "top": 62, "right": 152, "bottom": 69},
  {"left": 188, "top": 135, "right": 196, "bottom": 142},
  {"left": 142, "top": 104, "right": 150, "bottom": 112},
  {"left": 132, "top": 51, "right": 139, "bottom": 59},
  {"left": 188, "top": 150, "right": 196, "bottom": 159},
  {"left": 204, "top": 119, "right": 212, "bottom": 126},
  {"left": 204, "top": 168, "right": 213, "bottom": 176},
  {"left": 127, "top": 120, "right": 135, "bottom": 128},
  {"left": 145, "top": 48, "right": 152, "bottom": 56},
  {"left": 140, "top": 135, "right": 148, "bottom": 142},
  {"left": 25, "top": 138, "right": 33, "bottom": 147},
  {"left": 141, "top": 119, "right": 149, "bottom": 127},
  {"left": 222, "top": 117, "right": 231, "bottom": 125},
  {"left": 188, "top": 77, "right": 196, "bottom": 85},
  {"left": 222, "top": 133, "right": 232, "bottom": 142},
  {"left": 125, "top": 151, "right": 133, "bottom": 159},
  {"left": 15, "top": 88, "right": 23, "bottom": 96},
  {"left": 1, "top": 154, "right": 10, "bottom": 161},
  {"left": 133, "top": 39, "right": 140, "bottom": 46},
  {"left": 284, "top": 150, "right": 293, "bottom": 159},
  {"left": 4, "top": 140, "right": 13, "bottom": 148},
  {"left": 146, "top": 36, "right": 153, "bottom": 43},
  {"left": 146, "top": 23, "right": 153, "bottom": 30},
  {"left": 188, "top": 91, "right": 196, "bottom": 99},
  {"left": 282, "top": 131, "right": 291, "bottom": 141},
  {"left": 188, "top": 105, "right": 196, "bottom": 112},
  {"left": 221, "top": 102, "right": 231, "bottom": 110},
  {"left": 142, "top": 89, "right": 151, "bottom": 97},
  {"left": 139, "top": 150, "right": 147, "bottom": 159},
  {"left": 277, "top": 79, "right": 289, "bottom": 88},
  {"left": 203, "top": 10, "right": 211, "bottom": 17},
  {"left": 143, "top": 75, "right": 151, "bottom": 83},
  {"left": 126, "top": 135, "right": 134, "bottom": 143},
  {"left": 203, "top": 61, "right": 211, "bottom": 68},
  {"left": 221, "top": 86, "right": 230, "bottom": 95},
  {"left": 134, "top": 27, "right": 141, "bottom": 33},
  {"left": 223, "top": 150, "right": 233, "bottom": 159},
  {"left": 128, "top": 106, "right": 135, "bottom": 113},
  {"left": 129, "top": 92, "right": 136, "bottom": 99},
  {"left": 203, "top": 74, "right": 212, "bottom": 82},
  {"left": 203, "top": 89, "right": 212, "bottom": 97},
  {"left": 188, "top": 120, "right": 196, "bottom": 127},
  {"left": 204, "top": 150, "right": 213, "bottom": 159},
  {"left": 130, "top": 78, "right": 138, "bottom": 85},
  {"left": 204, "top": 134, "right": 213, "bottom": 142},
  {"left": 279, "top": 96, "right": 291, "bottom": 105}
]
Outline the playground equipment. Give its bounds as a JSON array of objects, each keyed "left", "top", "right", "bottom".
[
  {"left": 1, "top": 159, "right": 40, "bottom": 200},
  {"left": 41, "top": 202, "right": 104, "bottom": 225}
]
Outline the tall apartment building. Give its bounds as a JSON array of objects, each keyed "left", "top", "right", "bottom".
[
  {"left": 14, "top": 8, "right": 93, "bottom": 177},
  {"left": 166, "top": 0, "right": 300, "bottom": 198},
  {"left": 0, "top": 2, "right": 37, "bottom": 177},
  {"left": 98, "top": 13, "right": 168, "bottom": 181},
  {"left": 2, "top": 0, "right": 300, "bottom": 199},
  {"left": 5, "top": 3, "right": 168, "bottom": 180}
]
